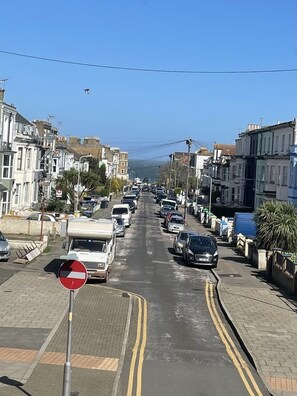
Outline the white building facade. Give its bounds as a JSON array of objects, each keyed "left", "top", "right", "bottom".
[{"left": 10, "top": 113, "right": 41, "bottom": 212}]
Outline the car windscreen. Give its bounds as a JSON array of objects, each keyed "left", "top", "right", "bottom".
[
  {"left": 112, "top": 207, "right": 128, "bottom": 215},
  {"left": 0, "top": 232, "right": 6, "bottom": 241},
  {"left": 190, "top": 236, "right": 215, "bottom": 249},
  {"left": 71, "top": 238, "right": 106, "bottom": 252},
  {"left": 162, "top": 206, "right": 173, "bottom": 211},
  {"left": 162, "top": 200, "right": 176, "bottom": 207},
  {"left": 179, "top": 233, "right": 188, "bottom": 241},
  {"left": 170, "top": 217, "right": 184, "bottom": 224}
]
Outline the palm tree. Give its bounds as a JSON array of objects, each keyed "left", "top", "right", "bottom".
[{"left": 254, "top": 200, "right": 297, "bottom": 251}]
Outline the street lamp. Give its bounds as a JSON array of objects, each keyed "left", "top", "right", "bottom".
[
  {"left": 195, "top": 175, "right": 199, "bottom": 206},
  {"left": 75, "top": 155, "right": 92, "bottom": 213},
  {"left": 184, "top": 138, "right": 192, "bottom": 222},
  {"left": 169, "top": 153, "right": 174, "bottom": 189},
  {"left": 203, "top": 175, "right": 212, "bottom": 214}
]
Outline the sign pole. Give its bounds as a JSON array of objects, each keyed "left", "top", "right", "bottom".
[
  {"left": 58, "top": 259, "right": 87, "bottom": 396},
  {"left": 62, "top": 289, "right": 74, "bottom": 396}
]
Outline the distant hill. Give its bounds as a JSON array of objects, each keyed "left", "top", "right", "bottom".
[{"left": 128, "top": 160, "right": 166, "bottom": 182}]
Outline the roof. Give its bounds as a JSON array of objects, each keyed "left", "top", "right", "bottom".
[
  {"left": 67, "top": 218, "right": 116, "bottom": 238},
  {"left": 15, "top": 112, "right": 33, "bottom": 125},
  {"left": 214, "top": 144, "right": 236, "bottom": 156}
]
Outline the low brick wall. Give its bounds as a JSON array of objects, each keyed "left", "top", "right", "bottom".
[
  {"left": 207, "top": 215, "right": 297, "bottom": 295},
  {"left": 271, "top": 251, "right": 297, "bottom": 295},
  {"left": 0, "top": 215, "right": 58, "bottom": 236}
]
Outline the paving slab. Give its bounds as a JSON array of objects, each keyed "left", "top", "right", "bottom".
[{"left": 186, "top": 214, "right": 297, "bottom": 396}]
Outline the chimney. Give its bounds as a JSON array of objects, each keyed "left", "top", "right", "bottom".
[{"left": 0, "top": 89, "right": 5, "bottom": 101}]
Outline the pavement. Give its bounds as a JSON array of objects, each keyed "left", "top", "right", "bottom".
[
  {"left": 185, "top": 213, "right": 297, "bottom": 396},
  {"left": 0, "top": 196, "right": 296, "bottom": 395}
]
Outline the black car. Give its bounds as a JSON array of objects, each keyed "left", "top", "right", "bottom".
[
  {"left": 122, "top": 199, "right": 136, "bottom": 213},
  {"left": 155, "top": 193, "right": 167, "bottom": 204},
  {"left": 182, "top": 235, "right": 218, "bottom": 268}
]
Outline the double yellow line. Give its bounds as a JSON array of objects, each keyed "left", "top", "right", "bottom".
[
  {"left": 205, "top": 281, "right": 263, "bottom": 396},
  {"left": 127, "top": 294, "right": 148, "bottom": 396}
]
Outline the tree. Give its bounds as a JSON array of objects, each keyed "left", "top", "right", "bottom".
[
  {"left": 98, "top": 164, "right": 107, "bottom": 184},
  {"left": 106, "top": 176, "right": 126, "bottom": 194},
  {"left": 56, "top": 168, "right": 101, "bottom": 211},
  {"left": 254, "top": 200, "right": 297, "bottom": 251},
  {"left": 88, "top": 158, "right": 107, "bottom": 184}
]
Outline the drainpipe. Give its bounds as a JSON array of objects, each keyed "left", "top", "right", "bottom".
[{"left": 7, "top": 112, "right": 13, "bottom": 149}]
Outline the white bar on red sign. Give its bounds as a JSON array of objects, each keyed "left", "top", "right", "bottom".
[{"left": 60, "top": 271, "right": 86, "bottom": 279}]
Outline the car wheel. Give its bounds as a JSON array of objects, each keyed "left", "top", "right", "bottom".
[{"left": 102, "top": 271, "right": 109, "bottom": 283}]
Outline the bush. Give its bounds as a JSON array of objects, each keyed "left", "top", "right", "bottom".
[{"left": 255, "top": 200, "right": 297, "bottom": 251}]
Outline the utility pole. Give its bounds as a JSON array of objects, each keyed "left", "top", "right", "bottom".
[
  {"left": 184, "top": 139, "right": 192, "bottom": 222},
  {"left": 169, "top": 153, "right": 173, "bottom": 191}
]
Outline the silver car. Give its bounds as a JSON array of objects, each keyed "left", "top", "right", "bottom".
[
  {"left": 0, "top": 231, "right": 11, "bottom": 262},
  {"left": 115, "top": 218, "right": 125, "bottom": 237},
  {"left": 173, "top": 230, "right": 198, "bottom": 255},
  {"left": 167, "top": 215, "right": 185, "bottom": 233}
]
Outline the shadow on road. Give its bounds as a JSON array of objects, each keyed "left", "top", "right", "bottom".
[
  {"left": 44, "top": 258, "right": 64, "bottom": 277},
  {"left": 221, "top": 255, "right": 247, "bottom": 264}
]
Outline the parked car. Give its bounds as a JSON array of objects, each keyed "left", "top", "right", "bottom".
[
  {"left": 182, "top": 235, "right": 219, "bottom": 268},
  {"left": 164, "top": 210, "right": 183, "bottom": 227},
  {"left": 123, "top": 194, "right": 138, "bottom": 208},
  {"left": 122, "top": 199, "right": 136, "bottom": 213},
  {"left": 173, "top": 230, "right": 198, "bottom": 255},
  {"left": 115, "top": 217, "right": 125, "bottom": 237},
  {"left": 130, "top": 188, "right": 140, "bottom": 200},
  {"left": 111, "top": 204, "right": 132, "bottom": 227},
  {"left": 167, "top": 215, "right": 185, "bottom": 233},
  {"left": 155, "top": 193, "right": 167, "bottom": 204},
  {"left": 26, "top": 213, "right": 57, "bottom": 222},
  {"left": 0, "top": 231, "right": 11, "bottom": 262},
  {"left": 159, "top": 205, "right": 174, "bottom": 218},
  {"left": 160, "top": 198, "right": 178, "bottom": 210}
]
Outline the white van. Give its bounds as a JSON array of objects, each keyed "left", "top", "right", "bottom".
[
  {"left": 160, "top": 198, "right": 178, "bottom": 210},
  {"left": 111, "top": 204, "right": 132, "bottom": 227}
]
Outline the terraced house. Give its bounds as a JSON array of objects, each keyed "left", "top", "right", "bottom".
[{"left": 202, "top": 119, "right": 297, "bottom": 211}]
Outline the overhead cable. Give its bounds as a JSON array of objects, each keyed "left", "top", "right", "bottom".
[{"left": 0, "top": 50, "right": 296, "bottom": 74}]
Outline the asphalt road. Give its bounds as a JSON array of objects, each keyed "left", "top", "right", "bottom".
[
  {"left": 0, "top": 194, "right": 270, "bottom": 396},
  {"left": 109, "top": 192, "right": 269, "bottom": 396}
]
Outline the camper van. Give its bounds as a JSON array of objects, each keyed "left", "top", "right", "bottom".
[
  {"left": 111, "top": 203, "right": 132, "bottom": 227},
  {"left": 61, "top": 218, "right": 117, "bottom": 282}
]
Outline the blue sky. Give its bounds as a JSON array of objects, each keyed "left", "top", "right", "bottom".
[{"left": 0, "top": 0, "right": 296, "bottom": 160}]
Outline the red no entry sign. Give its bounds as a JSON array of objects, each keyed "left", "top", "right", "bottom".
[{"left": 58, "top": 260, "right": 87, "bottom": 290}]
